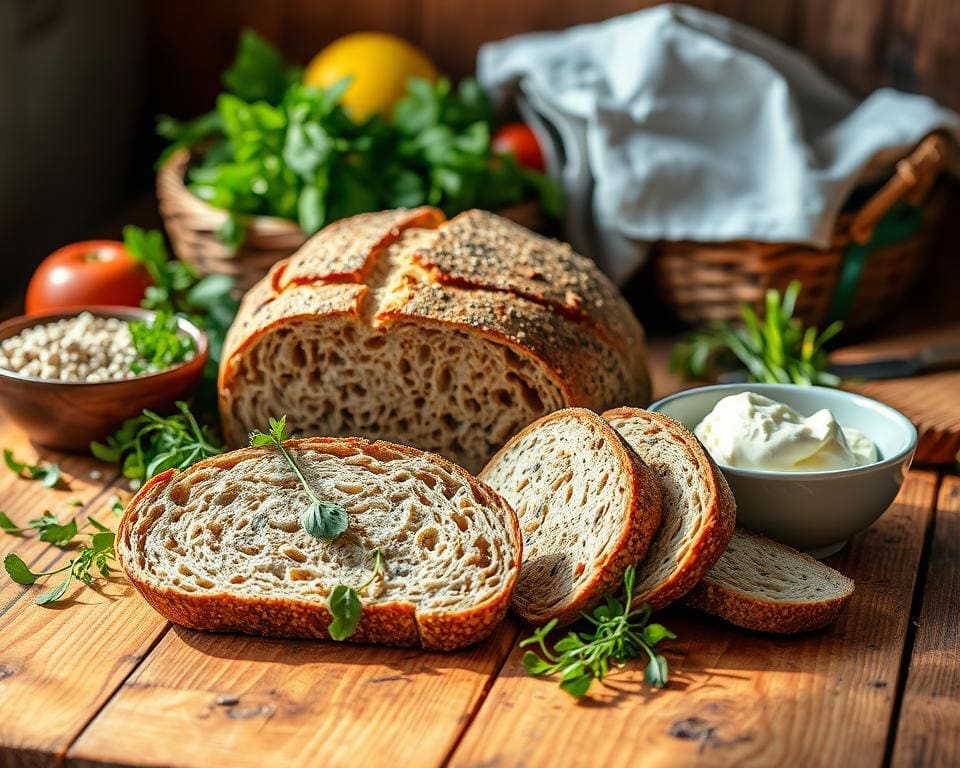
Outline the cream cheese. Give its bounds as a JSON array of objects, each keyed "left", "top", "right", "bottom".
[{"left": 694, "top": 392, "right": 877, "bottom": 471}]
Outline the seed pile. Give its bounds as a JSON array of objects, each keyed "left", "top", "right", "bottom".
[{"left": 0, "top": 312, "right": 187, "bottom": 382}]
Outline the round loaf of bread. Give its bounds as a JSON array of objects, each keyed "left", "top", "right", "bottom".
[
  {"left": 218, "top": 208, "right": 649, "bottom": 473},
  {"left": 117, "top": 437, "right": 522, "bottom": 650}
]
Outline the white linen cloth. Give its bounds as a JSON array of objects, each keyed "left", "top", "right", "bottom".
[{"left": 478, "top": 4, "right": 960, "bottom": 284}]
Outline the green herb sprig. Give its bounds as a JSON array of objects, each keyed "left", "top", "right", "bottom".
[
  {"left": 128, "top": 310, "right": 196, "bottom": 373},
  {"left": 249, "top": 416, "right": 348, "bottom": 539},
  {"left": 90, "top": 401, "right": 225, "bottom": 487},
  {"left": 520, "top": 565, "right": 675, "bottom": 698},
  {"left": 122, "top": 226, "right": 239, "bottom": 379},
  {"left": 2, "top": 512, "right": 116, "bottom": 605},
  {"left": 4, "top": 450, "right": 61, "bottom": 488},
  {"left": 328, "top": 548, "right": 384, "bottom": 641},
  {"left": 671, "top": 281, "right": 843, "bottom": 386}
]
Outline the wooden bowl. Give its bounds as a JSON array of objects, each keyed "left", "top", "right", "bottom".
[{"left": 0, "top": 307, "right": 208, "bottom": 451}]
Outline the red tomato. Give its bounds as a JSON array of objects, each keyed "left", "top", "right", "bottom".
[
  {"left": 25, "top": 241, "right": 153, "bottom": 315},
  {"left": 492, "top": 123, "right": 545, "bottom": 172}
]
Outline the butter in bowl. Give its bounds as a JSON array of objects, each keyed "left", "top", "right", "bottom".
[
  {"left": 0, "top": 307, "right": 208, "bottom": 451},
  {"left": 650, "top": 383, "right": 917, "bottom": 558}
]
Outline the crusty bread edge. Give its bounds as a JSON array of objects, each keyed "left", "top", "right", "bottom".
[
  {"left": 480, "top": 407, "right": 662, "bottom": 626},
  {"left": 117, "top": 437, "right": 522, "bottom": 651},
  {"left": 683, "top": 530, "right": 855, "bottom": 634},
  {"left": 603, "top": 407, "right": 737, "bottom": 610}
]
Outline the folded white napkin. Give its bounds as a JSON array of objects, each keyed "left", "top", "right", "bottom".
[{"left": 479, "top": 4, "right": 960, "bottom": 284}]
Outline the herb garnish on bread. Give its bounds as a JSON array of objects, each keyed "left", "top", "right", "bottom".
[
  {"left": 117, "top": 437, "right": 521, "bottom": 649},
  {"left": 480, "top": 408, "right": 662, "bottom": 625}
]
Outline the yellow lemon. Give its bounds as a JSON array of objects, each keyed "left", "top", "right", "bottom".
[{"left": 304, "top": 32, "right": 439, "bottom": 121}]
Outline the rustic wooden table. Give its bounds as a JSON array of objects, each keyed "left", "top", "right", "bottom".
[{"left": 0, "top": 340, "right": 957, "bottom": 768}]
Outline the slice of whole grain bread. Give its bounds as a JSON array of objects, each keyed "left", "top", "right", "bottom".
[
  {"left": 604, "top": 407, "right": 736, "bottom": 609},
  {"left": 480, "top": 408, "right": 662, "bottom": 625},
  {"left": 683, "top": 528, "right": 855, "bottom": 633},
  {"left": 117, "top": 437, "right": 521, "bottom": 650}
]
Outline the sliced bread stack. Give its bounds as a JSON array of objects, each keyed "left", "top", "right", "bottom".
[
  {"left": 483, "top": 406, "right": 854, "bottom": 635},
  {"left": 479, "top": 408, "right": 662, "bottom": 625}
]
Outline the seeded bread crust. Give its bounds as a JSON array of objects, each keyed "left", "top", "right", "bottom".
[
  {"left": 480, "top": 408, "right": 662, "bottom": 626},
  {"left": 219, "top": 208, "right": 650, "bottom": 473},
  {"left": 683, "top": 529, "right": 855, "bottom": 634},
  {"left": 603, "top": 408, "right": 737, "bottom": 609},
  {"left": 117, "top": 437, "right": 522, "bottom": 651}
]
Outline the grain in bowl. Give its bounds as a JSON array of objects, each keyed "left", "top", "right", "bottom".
[{"left": 0, "top": 311, "right": 195, "bottom": 382}]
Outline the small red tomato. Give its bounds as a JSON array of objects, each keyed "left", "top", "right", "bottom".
[
  {"left": 25, "top": 241, "right": 153, "bottom": 315},
  {"left": 492, "top": 123, "right": 545, "bottom": 172}
]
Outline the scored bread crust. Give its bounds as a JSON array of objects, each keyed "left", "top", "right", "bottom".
[
  {"left": 683, "top": 529, "right": 855, "bottom": 634},
  {"left": 218, "top": 208, "right": 650, "bottom": 473},
  {"left": 603, "top": 407, "right": 736, "bottom": 609},
  {"left": 480, "top": 408, "right": 662, "bottom": 626},
  {"left": 117, "top": 437, "right": 522, "bottom": 651}
]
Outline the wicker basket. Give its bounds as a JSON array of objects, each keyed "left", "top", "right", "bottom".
[
  {"left": 158, "top": 148, "right": 547, "bottom": 291},
  {"left": 157, "top": 149, "right": 308, "bottom": 291},
  {"left": 653, "top": 133, "right": 951, "bottom": 330}
]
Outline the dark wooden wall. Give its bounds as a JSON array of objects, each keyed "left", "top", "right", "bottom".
[{"left": 145, "top": 0, "right": 960, "bottom": 121}]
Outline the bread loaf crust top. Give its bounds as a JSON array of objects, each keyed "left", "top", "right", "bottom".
[{"left": 219, "top": 208, "right": 651, "bottom": 438}]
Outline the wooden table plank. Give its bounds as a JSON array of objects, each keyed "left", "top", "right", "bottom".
[
  {"left": 449, "top": 472, "right": 939, "bottom": 768},
  {"left": 0, "top": 458, "right": 167, "bottom": 768},
  {"left": 891, "top": 475, "right": 960, "bottom": 768},
  {"left": 66, "top": 619, "right": 519, "bottom": 768}
]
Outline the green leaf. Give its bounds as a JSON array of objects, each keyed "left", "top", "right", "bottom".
[
  {"left": 269, "top": 416, "right": 288, "bottom": 442},
  {"left": 87, "top": 516, "right": 110, "bottom": 532},
  {"left": 249, "top": 432, "right": 275, "bottom": 448},
  {"left": 3, "top": 449, "right": 26, "bottom": 474},
  {"left": 4, "top": 553, "right": 37, "bottom": 584},
  {"left": 642, "top": 623, "right": 677, "bottom": 646},
  {"left": 327, "top": 584, "right": 362, "bottom": 641},
  {"left": 222, "top": 29, "right": 300, "bottom": 105},
  {"left": 92, "top": 531, "right": 116, "bottom": 552},
  {"left": 300, "top": 500, "right": 349, "bottom": 540},
  {"left": 38, "top": 518, "right": 78, "bottom": 545},
  {"left": 559, "top": 674, "right": 593, "bottom": 698},
  {"left": 522, "top": 651, "right": 554, "bottom": 676},
  {"left": 109, "top": 496, "right": 125, "bottom": 516},
  {"left": 36, "top": 574, "right": 72, "bottom": 605},
  {"left": 90, "top": 440, "right": 119, "bottom": 464},
  {"left": 35, "top": 463, "right": 61, "bottom": 489},
  {"left": 0, "top": 511, "right": 25, "bottom": 533},
  {"left": 645, "top": 654, "right": 669, "bottom": 688}
]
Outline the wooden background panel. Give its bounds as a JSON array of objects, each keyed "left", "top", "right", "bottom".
[
  {"left": 144, "top": 0, "right": 960, "bottom": 121},
  {"left": 449, "top": 473, "right": 938, "bottom": 768}
]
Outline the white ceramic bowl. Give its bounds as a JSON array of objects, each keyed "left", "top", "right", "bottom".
[{"left": 649, "top": 383, "right": 917, "bottom": 558}]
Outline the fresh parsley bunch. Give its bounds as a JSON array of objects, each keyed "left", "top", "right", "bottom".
[
  {"left": 122, "top": 225, "right": 239, "bottom": 375},
  {"left": 90, "top": 401, "right": 225, "bottom": 487},
  {"left": 521, "top": 565, "right": 675, "bottom": 697},
  {"left": 128, "top": 310, "right": 196, "bottom": 373},
  {"left": 157, "top": 30, "right": 561, "bottom": 241},
  {"left": 671, "top": 281, "right": 843, "bottom": 386}
]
